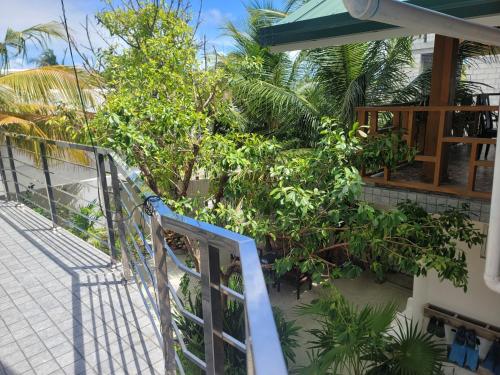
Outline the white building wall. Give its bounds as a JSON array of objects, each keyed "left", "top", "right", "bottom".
[
  {"left": 411, "top": 221, "right": 500, "bottom": 328},
  {"left": 408, "top": 34, "right": 500, "bottom": 105}
]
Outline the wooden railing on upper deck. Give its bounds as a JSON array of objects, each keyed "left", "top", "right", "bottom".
[{"left": 356, "top": 105, "right": 499, "bottom": 200}]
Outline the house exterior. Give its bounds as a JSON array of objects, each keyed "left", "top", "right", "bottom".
[{"left": 260, "top": 1, "right": 500, "bottom": 373}]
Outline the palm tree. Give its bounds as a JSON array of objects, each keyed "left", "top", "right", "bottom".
[
  {"left": 224, "top": 1, "right": 321, "bottom": 145},
  {"left": 0, "top": 22, "right": 66, "bottom": 71},
  {"left": 0, "top": 22, "right": 97, "bottom": 139},
  {"left": 306, "top": 37, "right": 414, "bottom": 127},
  {"left": 298, "top": 289, "right": 445, "bottom": 375},
  {"left": 34, "top": 49, "right": 58, "bottom": 66},
  {"left": 227, "top": 2, "right": 415, "bottom": 141}
]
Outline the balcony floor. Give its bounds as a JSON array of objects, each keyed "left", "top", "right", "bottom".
[{"left": 0, "top": 201, "right": 163, "bottom": 375}]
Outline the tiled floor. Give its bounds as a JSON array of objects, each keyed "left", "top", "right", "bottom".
[{"left": 0, "top": 201, "right": 163, "bottom": 375}]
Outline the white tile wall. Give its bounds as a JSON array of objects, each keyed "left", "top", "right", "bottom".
[{"left": 407, "top": 34, "right": 500, "bottom": 104}]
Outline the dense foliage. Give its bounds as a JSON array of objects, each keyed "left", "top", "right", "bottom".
[
  {"left": 192, "top": 122, "right": 482, "bottom": 289},
  {"left": 91, "top": 3, "right": 484, "bottom": 292},
  {"left": 2, "top": 1, "right": 495, "bottom": 372},
  {"left": 299, "top": 287, "right": 446, "bottom": 375}
]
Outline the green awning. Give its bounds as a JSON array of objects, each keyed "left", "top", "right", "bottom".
[{"left": 259, "top": 0, "right": 500, "bottom": 51}]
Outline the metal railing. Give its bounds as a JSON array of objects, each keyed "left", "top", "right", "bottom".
[{"left": 0, "top": 132, "right": 287, "bottom": 375}]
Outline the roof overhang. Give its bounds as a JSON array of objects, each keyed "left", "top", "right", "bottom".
[{"left": 259, "top": 0, "right": 500, "bottom": 51}]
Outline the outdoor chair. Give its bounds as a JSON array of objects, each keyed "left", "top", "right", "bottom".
[
  {"left": 274, "top": 266, "right": 313, "bottom": 300},
  {"left": 476, "top": 94, "right": 498, "bottom": 159},
  {"left": 258, "top": 249, "right": 313, "bottom": 299}
]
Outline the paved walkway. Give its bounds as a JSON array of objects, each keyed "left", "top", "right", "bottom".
[{"left": 0, "top": 201, "right": 163, "bottom": 375}]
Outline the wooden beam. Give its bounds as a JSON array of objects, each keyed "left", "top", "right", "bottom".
[
  {"left": 414, "top": 155, "right": 436, "bottom": 162},
  {"left": 433, "top": 111, "right": 446, "bottom": 186},
  {"left": 423, "top": 35, "right": 460, "bottom": 180},
  {"left": 363, "top": 176, "right": 491, "bottom": 200},
  {"left": 442, "top": 137, "right": 497, "bottom": 144}
]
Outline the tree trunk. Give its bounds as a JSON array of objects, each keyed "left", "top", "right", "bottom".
[
  {"left": 214, "top": 173, "right": 229, "bottom": 204},
  {"left": 133, "top": 146, "right": 163, "bottom": 196},
  {"left": 180, "top": 143, "right": 200, "bottom": 197}
]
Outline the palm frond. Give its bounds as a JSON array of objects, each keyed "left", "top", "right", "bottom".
[
  {"left": 367, "top": 319, "right": 446, "bottom": 375},
  {"left": 0, "top": 66, "right": 96, "bottom": 109},
  {"left": 308, "top": 38, "right": 414, "bottom": 125},
  {"left": 2, "top": 21, "right": 66, "bottom": 70},
  {"left": 224, "top": 2, "right": 322, "bottom": 144},
  {"left": 0, "top": 113, "right": 36, "bottom": 129},
  {"left": 459, "top": 40, "right": 500, "bottom": 68}
]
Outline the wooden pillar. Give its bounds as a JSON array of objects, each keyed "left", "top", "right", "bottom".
[{"left": 423, "top": 34, "right": 459, "bottom": 182}]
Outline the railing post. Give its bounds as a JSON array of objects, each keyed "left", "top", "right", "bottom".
[
  {"left": 0, "top": 143, "right": 11, "bottom": 201},
  {"left": 97, "top": 152, "right": 118, "bottom": 263},
  {"left": 5, "top": 136, "right": 20, "bottom": 201},
  {"left": 151, "top": 215, "right": 176, "bottom": 375},
  {"left": 200, "top": 241, "right": 225, "bottom": 375},
  {"left": 406, "top": 110, "right": 415, "bottom": 148},
  {"left": 39, "top": 141, "right": 58, "bottom": 226},
  {"left": 433, "top": 110, "right": 446, "bottom": 186},
  {"left": 108, "top": 155, "right": 131, "bottom": 280},
  {"left": 245, "top": 307, "right": 255, "bottom": 375}
]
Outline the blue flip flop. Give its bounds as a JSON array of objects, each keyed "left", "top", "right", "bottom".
[
  {"left": 464, "top": 330, "right": 479, "bottom": 371},
  {"left": 448, "top": 327, "right": 467, "bottom": 367},
  {"left": 465, "top": 346, "right": 479, "bottom": 371}
]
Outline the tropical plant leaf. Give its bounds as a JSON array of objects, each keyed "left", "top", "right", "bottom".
[
  {"left": 1, "top": 21, "right": 66, "bottom": 70},
  {"left": 0, "top": 66, "right": 96, "bottom": 109},
  {"left": 367, "top": 319, "right": 446, "bottom": 375}
]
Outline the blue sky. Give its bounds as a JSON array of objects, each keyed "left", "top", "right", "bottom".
[{"left": 0, "top": 0, "right": 261, "bottom": 68}]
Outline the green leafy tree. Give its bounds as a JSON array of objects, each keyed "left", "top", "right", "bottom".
[
  {"left": 93, "top": 3, "right": 231, "bottom": 198},
  {"left": 193, "top": 120, "right": 481, "bottom": 289},
  {"left": 344, "top": 200, "right": 483, "bottom": 289},
  {"left": 92, "top": 2, "right": 483, "bottom": 293}
]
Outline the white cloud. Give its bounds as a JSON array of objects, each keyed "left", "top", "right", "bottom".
[{"left": 201, "top": 8, "right": 234, "bottom": 27}]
